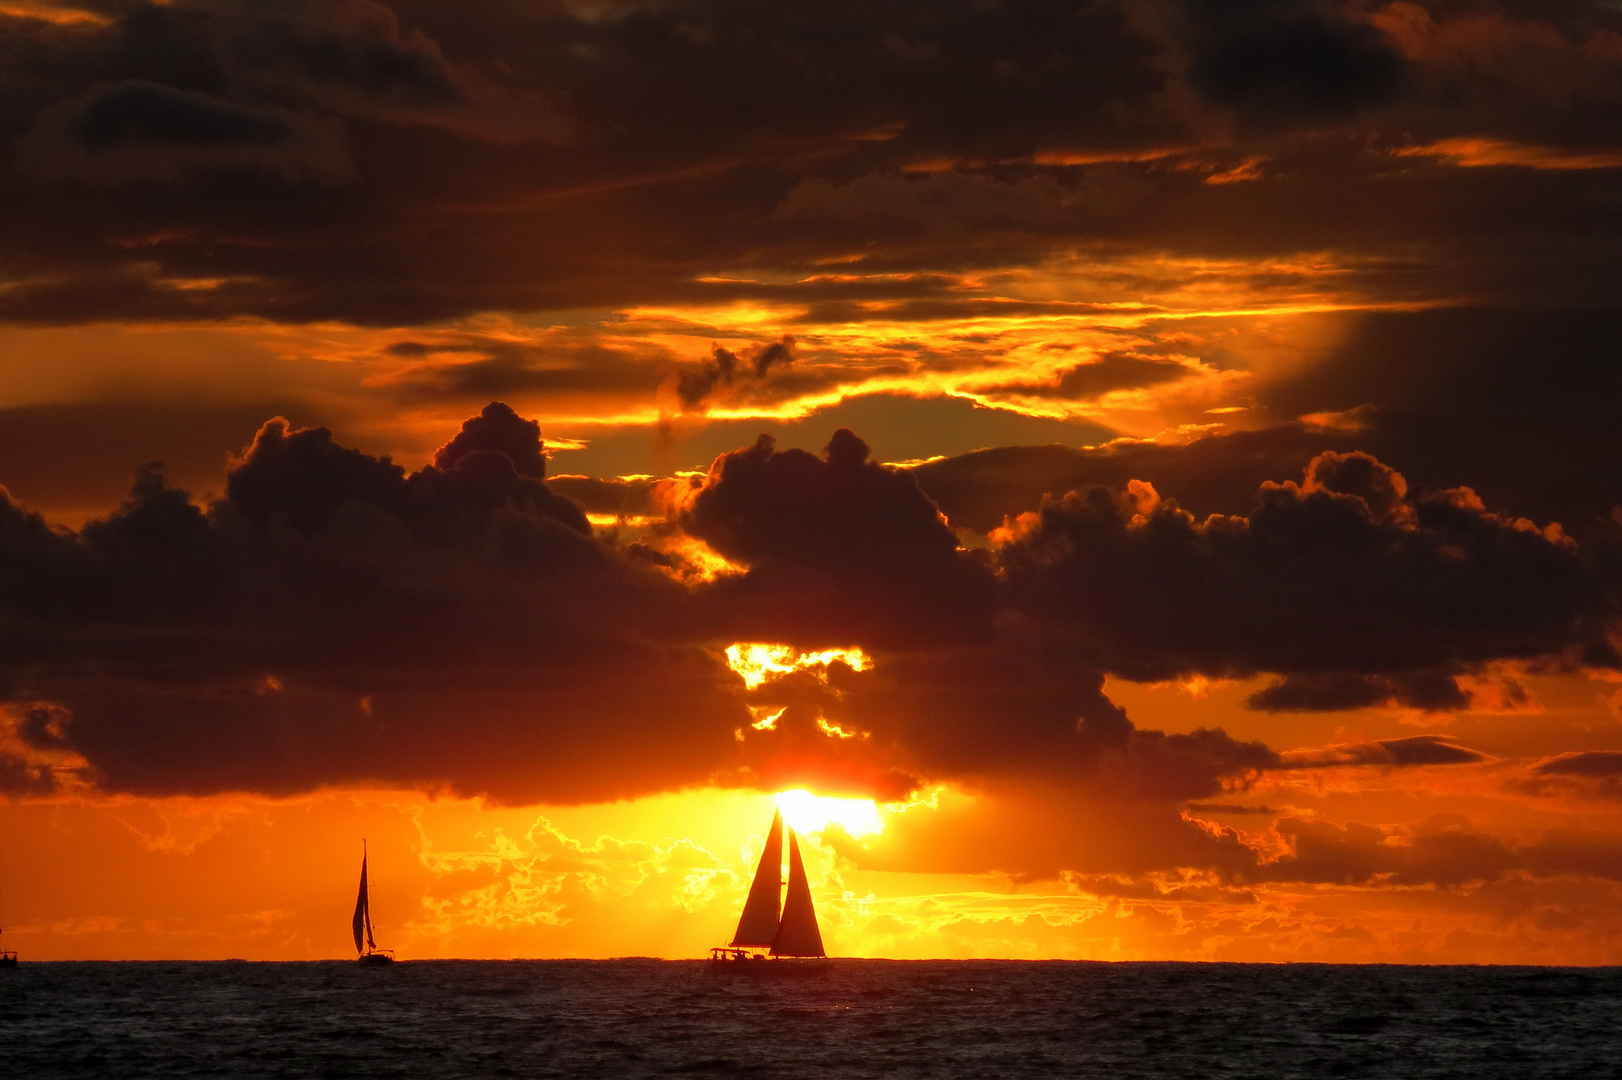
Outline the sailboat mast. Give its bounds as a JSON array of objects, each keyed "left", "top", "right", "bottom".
[{"left": 364, "top": 857, "right": 377, "bottom": 952}]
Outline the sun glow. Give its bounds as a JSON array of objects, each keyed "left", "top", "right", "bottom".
[{"left": 774, "top": 788, "right": 883, "bottom": 837}]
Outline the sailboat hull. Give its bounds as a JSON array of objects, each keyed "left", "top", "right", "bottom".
[
  {"left": 706, "top": 956, "right": 829, "bottom": 975},
  {"left": 357, "top": 952, "right": 395, "bottom": 966}
]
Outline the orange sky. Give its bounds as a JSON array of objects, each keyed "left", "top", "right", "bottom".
[
  {"left": 7, "top": 660, "right": 1622, "bottom": 963},
  {"left": 5, "top": 0, "right": 1622, "bottom": 963}
]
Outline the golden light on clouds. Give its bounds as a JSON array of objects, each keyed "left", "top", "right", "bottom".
[
  {"left": 724, "top": 643, "right": 872, "bottom": 689},
  {"left": 1394, "top": 137, "right": 1622, "bottom": 171}
]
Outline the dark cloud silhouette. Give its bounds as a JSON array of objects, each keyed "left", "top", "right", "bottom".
[
  {"left": 1249, "top": 816, "right": 1622, "bottom": 889},
  {"left": 1247, "top": 671, "right": 1472, "bottom": 713},
  {"left": 911, "top": 425, "right": 1356, "bottom": 534},
  {"left": 1279, "top": 734, "right": 1489, "bottom": 768},
  {"left": 0, "top": 399, "right": 322, "bottom": 523},
  {"left": 0, "top": 410, "right": 1294, "bottom": 807},
  {"left": 23, "top": 79, "right": 354, "bottom": 184},
  {"left": 0, "top": 410, "right": 1614, "bottom": 811},
  {"left": 995, "top": 451, "right": 1606, "bottom": 684},
  {"left": 0, "top": 405, "right": 742, "bottom": 802},
  {"left": 433, "top": 401, "right": 546, "bottom": 478},
  {"left": 1249, "top": 816, "right": 1518, "bottom": 887},
  {"left": 1257, "top": 308, "right": 1622, "bottom": 541},
  {"left": 544, "top": 475, "right": 659, "bottom": 520},
  {"left": 1182, "top": 0, "right": 1408, "bottom": 123},
  {"left": 676, "top": 336, "right": 800, "bottom": 410},
  {"left": 0, "top": 1, "right": 1616, "bottom": 324},
  {"left": 991, "top": 352, "right": 1196, "bottom": 402},
  {"left": 0, "top": 754, "right": 57, "bottom": 798},
  {"left": 681, "top": 427, "right": 996, "bottom": 647},
  {"left": 1537, "top": 751, "right": 1622, "bottom": 778},
  {"left": 1520, "top": 750, "right": 1622, "bottom": 800}
]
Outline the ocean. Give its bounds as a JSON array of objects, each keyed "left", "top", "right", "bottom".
[{"left": 2, "top": 959, "right": 1617, "bottom": 1079}]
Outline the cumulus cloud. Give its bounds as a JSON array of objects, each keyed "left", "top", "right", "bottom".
[
  {"left": 995, "top": 451, "right": 1606, "bottom": 685},
  {"left": 681, "top": 427, "right": 995, "bottom": 648},
  {"left": 0, "top": 408, "right": 1297, "bottom": 810},
  {"left": 910, "top": 424, "right": 1356, "bottom": 534},
  {"left": 0, "top": 408, "right": 1615, "bottom": 826},
  {"left": 0, "top": 405, "right": 745, "bottom": 803}
]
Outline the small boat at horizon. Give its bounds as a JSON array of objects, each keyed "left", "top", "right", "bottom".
[
  {"left": 353, "top": 841, "right": 395, "bottom": 965},
  {"left": 0, "top": 926, "right": 16, "bottom": 968},
  {"left": 710, "top": 809, "right": 826, "bottom": 967}
]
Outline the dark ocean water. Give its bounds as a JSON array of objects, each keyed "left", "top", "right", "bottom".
[{"left": 2, "top": 960, "right": 1619, "bottom": 1079}]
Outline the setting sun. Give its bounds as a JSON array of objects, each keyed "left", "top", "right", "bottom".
[{"left": 774, "top": 788, "right": 883, "bottom": 837}]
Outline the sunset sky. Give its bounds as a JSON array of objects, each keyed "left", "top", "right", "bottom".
[{"left": 5, "top": 0, "right": 1622, "bottom": 964}]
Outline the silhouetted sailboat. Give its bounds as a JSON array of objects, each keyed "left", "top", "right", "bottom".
[
  {"left": 710, "top": 810, "right": 826, "bottom": 965},
  {"left": 353, "top": 841, "right": 394, "bottom": 965},
  {"left": 0, "top": 926, "right": 16, "bottom": 968}
]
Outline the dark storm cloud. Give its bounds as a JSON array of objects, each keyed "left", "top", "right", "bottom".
[
  {"left": 680, "top": 427, "right": 994, "bottom": 648},
  {"left": 543, "top": 474, "right": 659, "bottom": 520},
  {"left": 377, "top": 335, "right": 673, "bottom": 402},
  {"left": 2, "top": 408, "right": 1617, "bottom": 816},
  {"left": 23, "top": 79, "right": 353, "bottom": 183},
  {"left": 1537, "top": 751, "right": 1622, "bottom": 778},
  {"left": 1256, "top": 307, "right": 1622, "bottom": 540},
  {"left": 675, "top": 336, "right": 798, "bottom": 410},
  {"left": 1180, "top": 0, "right": 1407, "bottom": 123},
  {"left": 0, "top": 409, "right": 1288, "bottom": 806},
  {"left": 996, "top": 450, "right": 1607, "bottom": 684},
  {"left": 910, "top": 424, "right": 1356, "bottom": 534},
  {"left": 1517, "top": 750, "right": 1622, "bottom": 800},
  {"left": 0, "top": 403, "right": 749, "bottom": 802},
  {"left": 1248, "top": 817, "right": 1518, "bottom": 887},
  {"left": 678, "top": 426, "right": 1279, "bottom": 801},
  {"left": 911, "top": 305, "right": 1622, "bottom": 569},
  {"left": 1278, "top": 734, "right": 1489, "bottom": 768},
  {"left": 1246, "top": 671, "right": 1471, "bottom": 713},
  {"left": 1248, "top": 816, "right": 1622, "bottom": 889},
  {"left": 0, "top": 399, "right": 322, "bottom": 520},
  {"left": 1, "top": 1, "right": 1616, "bottom": 324}
]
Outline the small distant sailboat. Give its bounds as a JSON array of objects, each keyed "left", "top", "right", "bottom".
[
  {"left": 0, "top": 926, "right": 16, "bottom": 968},
  {"left": 352, "top": 841, "right": 394, "bottom": 965},
  {"left": 710, "top": 810, "right": 826, "bottom": 966}
]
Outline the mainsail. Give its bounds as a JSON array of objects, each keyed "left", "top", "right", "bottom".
[
  {"left": 770, "top": 830, "right": 825, "bottom": 957},
  {"left": 730, "top": 811, "right": 783, "bottom": 947},
  {"left": 352, "top": 844, "right": 376, "bottom": 955}
]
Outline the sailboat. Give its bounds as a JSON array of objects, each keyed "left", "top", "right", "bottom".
[
  {"left": 0, "top": 927, "right": 16, "bottom": 968},
  {"left": 353, "top": 841, "right": 395, "bottom": 965},
  {"left": 710, "top": 810, "right": 826, "bottom": 966}
]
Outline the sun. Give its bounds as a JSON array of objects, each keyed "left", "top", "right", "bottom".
[{"left": 774, "top": 789, "right": 883, "bottom": 838}]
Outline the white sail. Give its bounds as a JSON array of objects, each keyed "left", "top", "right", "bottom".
[
  {"left": 771, "top": 829, "right": 825, "bottom": 957},
  {"left": 730, "top": 811, "right": 783, "bottom": 947}
]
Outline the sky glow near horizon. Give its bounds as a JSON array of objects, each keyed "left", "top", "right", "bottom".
[{"left": 3, "top": 0, "right": 1622, "bottom": 964}]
